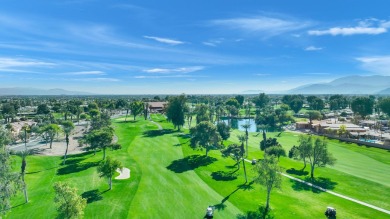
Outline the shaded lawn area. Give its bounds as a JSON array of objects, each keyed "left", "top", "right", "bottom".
[{"left": 229, "top": 129, "right": 390, "bottom": 211}]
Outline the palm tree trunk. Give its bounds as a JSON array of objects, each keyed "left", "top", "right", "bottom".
[
  {"left": 63, "top": 135, "right": 69, "bottom": 165},
  {"left": 109, "top": 177, "right": 112, "bottom": 190},
  {"left": 242, "top": 158, "right": 247, "bottom": 183}
]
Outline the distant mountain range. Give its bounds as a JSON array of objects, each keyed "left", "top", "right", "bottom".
[
  {"left": 0, "top": 87, "right": 93, "bottom": 95},
  {"left": 287, "top": 75, "right": 390, "bottom": 94}
]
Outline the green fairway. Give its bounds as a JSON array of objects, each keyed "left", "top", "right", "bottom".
[{"left": 5, "top": 115, "right": 390, "bottom": 218}]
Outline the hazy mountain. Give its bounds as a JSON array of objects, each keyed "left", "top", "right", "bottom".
[
  {"left": 0, "top": 87, "right": 93, "bottom": 95},
  {"left": 288, "top": 75, "right": 390, "bottom": 94},
  {"left": 241, "top": 90, "right": 264, "bottom": 94}
]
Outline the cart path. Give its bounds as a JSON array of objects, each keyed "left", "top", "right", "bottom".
[
  {"left": 244, "top": 159, "right": 390, "bottom": 215},
  {"left": 150, "top": 120, "right": 163, "bottom": 130}
]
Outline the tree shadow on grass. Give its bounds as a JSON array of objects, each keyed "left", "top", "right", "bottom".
[
  {"left": 214, "top": 181, "right": 255, "bottom": 212},
  {"left": 81, "top": 189, "right": 103, "bottom": 203},
  {"left": 211, "top": 171, "right": 238, "bottom": 181},
  {"left": 166, "top": 155, "right": 217, "bottom": 173},
  {"left": 143, "top": 129, "right": 175, "bottom": 137},
  {"left": 286, "top": 168, "right": 308, "bottom": 176},
  {"left": 57, "top": 161, "right": 100, "bottom": 175},
  {"left": 236, "top": 205, "right": 274, "bottom": 219},
  {"left": 27, "top": 166, "right": 58, "bottom": 174},
  {"left": 290, "top": 177, "right": 337, "bottom": 193}
]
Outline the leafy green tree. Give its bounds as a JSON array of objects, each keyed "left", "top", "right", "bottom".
[
  {"left": 307, "top": 96, "right": 324, "bottom": 111},
  {"left": 195, "top": 104, "right": 210, "bottom": 124},
  {"left": 290, "top": 98, "right": 303, "bottom": 114},
  {"left": 62, "top": 121, "right": 75, "bottom": 165},
  {"left": 221, "top": 144, "right": 244, "bottom": 170},
  {"left": 166, "top": 94, "right": 187, "bottom": 131},
  {"left": 329, "top": 95, "right": 349, "bottom": 110},
  {"left": 42, "top": 124, "right": 60, "bottom": 149},
  {"left": 235, "top": 95, "right": 245, "bottom": 107},
  {"left": 226, "top": 98, "right": 240, "bottom": 109},
  {"left": 53, "top": 182, "right": 87, "bottom": 219},
  {"left": 265, "top": 146, "right": 286, "bottom": 160},
  {"left": 306, "top": 110, "right": 322, "bottom": 126},
  {"left": 253, "top": 93, "right": 270, "bottom": 109},
  {"left": 190, "top": 121, "right": 221, "bottom": 156},
  {"left": 129, "top": 101, "right": 144, "bottom": 120},
  {"left": 378, "top": 97, "right": 390, "bottom": 117},
  {"left": 351, "top": 96, "right": 374, "bottom": 119},
  {"left": 37, "top": 103, "right": 50, "bottom": 115},
  {"left": 97, "top": 156, "right": 123, "bottom": 190},
  {"left": 254, "top": 155, "right": 282, "bottom": 213},
  {"left": 86, "top": 127, "right": 113, "bottom": 159},
  {"left": 1, "top": 103, "right": 16, "bottom": 123},
  {"left": 0, "top": 127, "right": 21, "bottom": 215},
  {"left": 216, "top": 122, "right": 230, "bottom": 145},
  {"left": 337, "top": 124, "right": 347, "bottom": 137},
  {"left": 294, "top": 135, "right": 336, "bottom": 178},
  {"left": 260, "top": 138, "right": 281, "bottom": 151}
]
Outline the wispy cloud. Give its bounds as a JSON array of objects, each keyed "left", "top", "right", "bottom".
[
  {"left": 254, "top": 73, "right": 271, "bottom": 76},
  {"left": 304, "top": 46, "right": 323, "bottom": 51},
  {"left": 72, "top": 77, "right": 120, "bottom": 82},
  {"left": 0, "top": 57, "right": 54, "bottom": 70},
  {"left": 202, "top": 39, "right": 223, "bottom": 47},
  {"left": 308, "top": 18, "right": 389, "bottom": 36},
  {"left": 144, "top": 36, "right": 184, "bottom": 45},
  {"left": 61, "top": 70, "right": 106, "bottom": 75},
  {"left": 356, "top": 55, "right": 390, "bottom": 74},
  {"left": 142, "top": 66, "right": 204, "bottom": 74},
  {"left": 210, "top": 15, "right": 312, "bottom": 38},
  {"left": 134, "top": 75, "right": 207, "bottom": 79}
]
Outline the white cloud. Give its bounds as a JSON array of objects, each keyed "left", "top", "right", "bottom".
[
  {"left": 62, "top": 70, "right": 106, "bottom": 75},
  {"left": 202, "top": 39, "right": 223, "bottom": 47},
  {"left": 254, "top": 73, "right": 271, "bottom": 76},
  {"left": 304, "top": 46, "right": 323, "bottom": 51},
  {"left": 134, "top": 75, "right": 203, "bottom": 79},
  {"left": 0, "top": 57, "right": 54, "bottom": 69},
  {"left": 308, "top": 19, "right": 390, "bottom": 36},
  {"left": 73, "top": 77, "right": 120, "bottom": 82},
  {"left": 356, "top": 56, "right": 390, "bottom": 74},
  {"left": 143, "top": 66, "right": 204, "bottom": 74},
  {"left": 144, "top": 36, "right": 184, "bottom": 45},
  {"left": 211, "top": 15, "right": 311, "bottom": 37}
]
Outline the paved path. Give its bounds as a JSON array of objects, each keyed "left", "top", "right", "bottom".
[
  {"left": 150, "top": 120, "right": 163, "bottom": 130},
  {"left": 244, "top": 159, "right": 390, "bottom": 215}
]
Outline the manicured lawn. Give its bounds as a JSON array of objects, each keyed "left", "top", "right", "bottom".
[{"left": 6, "top": 115, "right": 390, "bottom": 218}]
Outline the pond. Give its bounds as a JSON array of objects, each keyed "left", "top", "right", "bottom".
[{"left": 220, "top": 118, "right": 258, "bottom": 132}]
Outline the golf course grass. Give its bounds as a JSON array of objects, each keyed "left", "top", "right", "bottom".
[{"left": 5, "top": 114, "right": 390, "bottom": 218}]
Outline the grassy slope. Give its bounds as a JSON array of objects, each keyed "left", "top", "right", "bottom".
[{"left": 7, "top": 117, "right": 241, "bottom": 218}]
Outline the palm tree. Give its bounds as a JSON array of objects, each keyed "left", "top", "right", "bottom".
[
  {"left": 61, "top": 121, "right": 75, "bottom": 165},
  {"left": 241, "top": 123, "right": 251, "bottom": 157},
  {"left": 238, "top": 134, "right": 248, "bottom": 183},
  {"left": 16, "top": 150, "right": 31, "bottom": 203}
]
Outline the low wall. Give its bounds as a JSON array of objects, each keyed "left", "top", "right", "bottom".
[{"left": 323, "top": 134, "right": 390, "bottom": 150}]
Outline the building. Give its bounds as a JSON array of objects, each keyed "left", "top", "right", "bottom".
[{"left": 147, "top": 102, "right": 167, "bottom": 113}]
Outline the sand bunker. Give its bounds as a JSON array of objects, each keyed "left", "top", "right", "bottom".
[{"left": 115, "top": 167, "right": 130, "bottom": 179}]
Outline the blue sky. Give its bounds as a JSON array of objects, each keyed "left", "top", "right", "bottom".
[{"left": 1, "top": 0, "right": 390, "bottom": 94}]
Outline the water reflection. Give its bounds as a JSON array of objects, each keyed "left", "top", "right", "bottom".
[{"left": 220, "top": 118, "right": 257, "bottom": 132}]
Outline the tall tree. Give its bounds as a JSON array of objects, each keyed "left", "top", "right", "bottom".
[
  {"left": 166, "top": 94, "right": 187, "bottom": 131},
  {"left": 306, "top": 110, "right": 322, "bottom": 127},
  {"left": 36, "top": 103, "right": 50, "bottom": 115},
  {"left": 237, "top": 135, "right": 248, "bottom": 183},
  {"left": 53, "top": 182, "right": 87, "bottom": 219},
  {"left": 221, "top": 144, "right": 244, "bottom": 170},
  {"left": 0, "top": 127, "right": 21, "bottom": 215},
  {"left": 129, "top": 101, "right": 144, "bottom": 121},
  {"left": 195, "top": 104, "right": 210, "bottom": 124},
  {"left": 378, "top": 97, "right": 390, "bottom": 117},
  {"left": 241, "top": 123, "right": 251, "bottom": 157},
  {"left": 190, "top": 121, "right": 221, "bottom": 156},
  {"left": 216, "top": 122, "right": 230, "bottom": 145},
  {"left": 254, "top": 155, "right": 282, "bottom": 213},
  {"left": 16, "top": 150, "right": 30, "bottom": 203},
  {"left": 235, "top": 95, "right": 245, "bottom": 107},
  {"left": 253, "top": 93, "right": 270, "bottom": 109},
  {"left": 42, "top": 124, "right": 60, "bottom": 149},
  {"left": 294, "top": 135, "right": 336, "bottom": 178},
  {"left": 351, "top": 96, "right": 374, "bottom": 119},
  {"left": 62, "top": 121, "right": 75, "bottom": 165},
  {"left": 87, "top": 127, "right": 114, "bottom": 160},
  {"left": 97, "top": 156, "right": 123, "bottom": 190}
]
